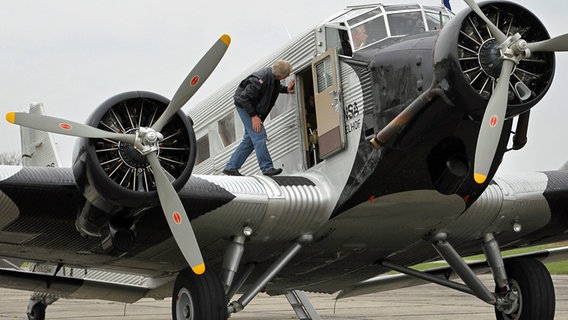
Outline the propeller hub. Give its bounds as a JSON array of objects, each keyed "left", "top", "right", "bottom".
[
  {"left": 478, "top": 38, "right": 503, "bottom": 79},
  {"left": 134, "top": 127, "right": 163, "bottom": 155},
  {"left": 119, "top": 128, "right": 153, "bottom": 168}
]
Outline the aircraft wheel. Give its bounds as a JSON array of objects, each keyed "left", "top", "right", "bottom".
[
  {"left": 495, "top": 258, "right": 555, "bottom": 320},
  {"left": 172, "top": 268, "right": 228, "bottom": 320},
  {"left": 27, "top": 301, "right": 46, "bottom": 320}
]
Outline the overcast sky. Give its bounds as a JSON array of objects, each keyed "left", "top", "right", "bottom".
[{"left": 1, "top": 0, "right": 567, "bottom": 173}]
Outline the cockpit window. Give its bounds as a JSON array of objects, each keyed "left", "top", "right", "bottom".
[
  {"left": 332, "top": 8, "right": 375, "bottom": 24},
  {"left": 425, "top": 11, "right": 451, "bottom": 31},
  {"left": 349, "top": 16, "right": 387, "bottom": 50},
  {"left": 347, "top": 8, "right": 383, "bottom": 26},
  {"left": 321, "top": 4, "right": 453, "bottom": 55},
  {"left": 387, "top": 11, "right": 425, "bottom": 36},
  {"left": 383, "top": 4, "right": 421, "bottom": 11}
]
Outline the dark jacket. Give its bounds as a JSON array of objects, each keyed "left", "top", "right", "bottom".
[{"left": 234, "top": 67, "right": 288, "bottom": 120}]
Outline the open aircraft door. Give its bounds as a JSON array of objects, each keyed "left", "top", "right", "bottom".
[{"left": 311, "top": 48, "right": 346, "bottom": 159}]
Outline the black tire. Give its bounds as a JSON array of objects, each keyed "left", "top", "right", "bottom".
[
  {"left": 495, "top": 258, "right": 555, "bottom": 320},
  {"left": 27, "top": 301, "right": 46, "bottom": 320},
  {"left": 172, "top": 268, "right": 228, "bottom": 320}
]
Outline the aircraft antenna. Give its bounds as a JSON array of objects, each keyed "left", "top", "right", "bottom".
[{"left": 284, "top": 25, "right": 292, "bottom": 40}]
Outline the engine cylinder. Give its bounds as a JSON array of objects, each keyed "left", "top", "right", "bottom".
[
  {"left": 433, "top": 1, "right": 555, "bottom": 120},
  {"left": 73, "top": 91, "right": 196, "bottom": 213}
]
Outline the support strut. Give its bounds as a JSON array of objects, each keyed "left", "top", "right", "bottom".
[
  {"left": 221, "top": 234, "right": 246, "bottom": 293},
  {"left": 482, "top": 233, "right": 509, "bottom": 290},
  {"left": 382, "top": 233, "right": 517, "bottom": 310},
  {"left": 431, "top": 233, "right": 496, "bottom": 304},
  {"left": 380, "top": 260, "right": 474, "bottom": 295},
  {"left": 227, "top": 263, "right": 256, "bottom": 301},
  {"left": 228, "top": 234, "right": 313, "bottom": 314}
]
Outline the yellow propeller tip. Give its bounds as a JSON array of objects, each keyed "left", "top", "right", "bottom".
[
  {"left": 6, "top": 112, "right": 15, "bottom": 124},
  {"left": 192, "top": 263, "right": 206, "bottom": 275},
  {"left": 474, "top": 173, "right": 487, "bottom": 184},
  {"left": 220, "top": 34, "right": 231, "bottom": 46}
]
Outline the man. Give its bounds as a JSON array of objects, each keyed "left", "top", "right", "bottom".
[
  {"left": 352, "top": 25, "right": 368, "bottom": 49},
  {"left": 223, "top": 60, "right": 295, "bottom": 176}
]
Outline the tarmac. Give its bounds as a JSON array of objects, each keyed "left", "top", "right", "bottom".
[{"left": 0, "top": 275, "right": 566, "bottom": 319}]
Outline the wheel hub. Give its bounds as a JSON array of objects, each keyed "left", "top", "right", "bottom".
[
  {"left": 176, "top": 288, "right": 194, "bottom": 320},
  {"left": 497, "top": 279, "right": 522, "bottom": 320}
]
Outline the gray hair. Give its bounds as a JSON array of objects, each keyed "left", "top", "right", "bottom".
[{"left": 272, "top": 60, "right": 292, "bottom": 77}]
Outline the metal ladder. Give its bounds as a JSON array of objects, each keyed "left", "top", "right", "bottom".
[{"left": 284, "top": 290, "right": 321, "bottom": 320}]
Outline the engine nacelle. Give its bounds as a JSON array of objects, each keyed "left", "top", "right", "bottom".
[
  {"left": 434, "top": 1, "right": 555, "bottom": 120},
  {"left": 72, "top": 91, "right": 196, "bottom": 217}
]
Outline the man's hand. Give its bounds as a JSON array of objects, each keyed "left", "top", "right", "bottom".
[
  {"left": 287, "top": 79, "right": 296, "bottom": 94},
  {"left": 252, "top": 115, "right": 263, "bottom": 133}
]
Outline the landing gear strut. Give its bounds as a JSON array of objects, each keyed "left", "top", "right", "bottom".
[{"left": 381, "top": 233, "right": 556, "bottom": 320}]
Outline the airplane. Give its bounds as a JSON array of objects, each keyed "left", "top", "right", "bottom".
[{"left": 2, "top": 0, "right": 568, "bottom": 319}]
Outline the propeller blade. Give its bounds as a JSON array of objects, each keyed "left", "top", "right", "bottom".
[
  {"left": 463, "top": 0, "right": 507, "bottom": 44},
  {"left": 6, "top": 112, "right": 136, "bottom": 144},
  {"left": 473, "top": 59, "right": 516, "bottom": 184},
  {"left": 152, "top": 34, "right": 231, "bottom": 132},
  {"left": 527, "top": 33, "right": 568, "bottom": 52},
  {"left": 146, "top": 152, "right": 205, "bottom": 275}
]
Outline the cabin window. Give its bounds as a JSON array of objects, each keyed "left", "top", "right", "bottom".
[
  {"left": 195, "top": 135, "right": 210, "bottom": 165},
  {"left": 269, "top": 78, "right": 296, "bottom": 120},
  {"left": 325, "top": 27, "right": 343, "bottom": 54},
  {"left": 315, "top": 58, "right": 333, "bottom": 93},
  {"left": 218, "top": 113, "right": 236, "bottom": 147}
]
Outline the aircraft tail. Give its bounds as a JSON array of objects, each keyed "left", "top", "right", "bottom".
[{"left": 20, "top": 103, "right": 62, "bottom": 167}]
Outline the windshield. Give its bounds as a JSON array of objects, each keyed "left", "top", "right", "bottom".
[
  {"left": 387, "top": 11, "right": 425, "bottom": 36},
  {"left": 325, "top": 4, "right": 453, "bottom": 54}
]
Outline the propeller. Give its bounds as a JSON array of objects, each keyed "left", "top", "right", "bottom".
[
  {"left": 462, "top": 0, "right": 507, "bottom": 44},
  {"left": 5, "top": 112, "right": 136, "bottom": 145},
  {"left": 463, "top": 1, "right": 568, "bottom": 184},
  {"left": 526, "top": 34, "right": 568, "bottom": 52},
  {"left": 473, "top": 59, "right": 514, "bottom": 184},
  {"left": 6, "top": 34, "right": 231, "bottom": 275},
  {"left": 152, "top": 34, "right": 232, "bottom": 132}
]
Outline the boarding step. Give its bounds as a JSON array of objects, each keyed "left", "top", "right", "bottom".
[{"left": 284, "top": 290, "right": 321, "bottom": 320}]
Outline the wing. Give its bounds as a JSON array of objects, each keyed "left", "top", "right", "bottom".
[
  {"left": 250, "top": 170, "right": 568, "bottom": 295},
  {"left": 1, "top": 165, "right": 567, "bottom": 301},
  {"left": 0, "top": 165, "right": 333, "bottom": 301},
  {"left": 0, "top": 266, "right": 172, "bottom": 303}
]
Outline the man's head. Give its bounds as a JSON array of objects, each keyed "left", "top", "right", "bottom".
[
  {"left": 272, "top": 60, "right": 292, "bottom": 80},
  {"left": 352, "top": 25, "right": 368, "bottom": 49}
]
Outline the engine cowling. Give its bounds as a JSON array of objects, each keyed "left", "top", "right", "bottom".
[
  {"left": 72, "top": 91, "right": 196, "bottom": 216},
  {"left": 434, "top": 1, "right": 555, "bottom": 120}
]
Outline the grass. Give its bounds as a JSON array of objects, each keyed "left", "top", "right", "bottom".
[{"left": 407, "top": 241, "right": 568, "bottom": 274}]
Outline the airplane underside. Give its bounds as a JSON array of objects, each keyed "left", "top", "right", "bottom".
[{"left": 2, "top": 167, "right": 568, "bottom": 319}]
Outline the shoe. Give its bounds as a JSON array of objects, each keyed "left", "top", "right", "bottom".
[
  {"left": 223, "top": 169, "right": 242, "bottom": 176},
  {"left": 263, "top": 168, "right": 282, "bottom": 176}
]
